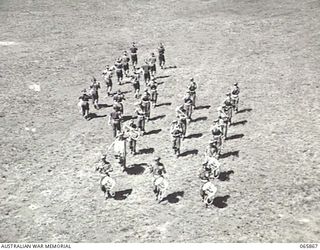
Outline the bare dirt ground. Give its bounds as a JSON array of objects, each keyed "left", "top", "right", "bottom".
[{"left": 0, "top": 0, "right": 320, "bottom": 243}]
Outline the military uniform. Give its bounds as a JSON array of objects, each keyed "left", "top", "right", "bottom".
[
  {"left": 149, "top": 54, "right": 157, "bottom": 76},
  {"left": 135, "top": 106, "right": 146, "bottom": 134},
  {"left": 130, "top": 45, "right": 138, "bottom": 67},
  {"left": 148, "top": 81, "right": 158, "bottom": 107},
  {"left": 114, "top": 60, "right": 123, "bottom": 84},
  {"left": 78, "top": 93, "right": 90, "bottom": 118},
  {"left": 121, "top": 53, "right": 130, "bottom": 76},
  {"left": 158, "top": 45, "right": 165, "bottom": 69},
  {"left": 109, "top": 110, "right": 122, "bottom": 137},
  {"left": 170, "top": 121, "right": 183, "bottom": 156}
]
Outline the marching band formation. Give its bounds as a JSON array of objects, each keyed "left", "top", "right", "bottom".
[{"left": 78, "top": 43, "right": 241, "bottom": 207}]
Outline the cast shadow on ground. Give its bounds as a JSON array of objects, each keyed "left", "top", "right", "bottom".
[
  {"left": 149, "top": 114, "right": 166, "bottom": 121},
  {"left": 237, "top": 108, "right": 252, "bottom": 114},
  {"left": 163, "top": 65, "right": 177, "bottom": 70},
  {"left": 213, "top": 195, "right": 230, "bottom": 208},
  {"left": 191, "top": 116, "right": 207, "bottom": 122},
  {"left": 231, "top": 120, "right": 247, "bottom": 126},
  {"left": 145, "top": 129, "right": 162, "bottom": 135},
  {"left": 156, "top": 102, "right": 172, "bottom": 107},
  {"left": 219, "top": 150, "right": 239, "bottom": 159},
  {"left": 195, "top": 105, "right": 211, "bottom": 110},
  {"left": 123, "top": 115, "right": 134, "bottom": 122},
  {"left": 218, "top": 170, "right": 234, "bottom": 181},
  {"left": 124, "top": 163, "right": 146, "bottom": 175},
  {"left": 162, "top": 191, "right": 184, "bottom": 204},
  {"left": 87, "top": 113, "right": 107, "bottom": 120},
  {"left": 156, "top": 81, "right": 164, "bottom": 85},
  {"left": 110, "top": 90, "right": 131, "bottom": 95},
  {"left": 98, "top": 103, "right": 112, "bottom": 109},
  {"left": 226, "top": 134, "right": 244, "bottom": 140},
  {"left": 185, "top": 133, "right": 203, "bottom": 139},
  {"left": 155, "top": 75, "right": 171, "bottom": 79},
  {"left": 180, "top": 149, "right": 199, "bottom": 157},
  {"left": 138, "top": 147, "right": 155, "bottom": 155},
  {"left": 114, "top": 189, "right": 133, "bottom": 200}
]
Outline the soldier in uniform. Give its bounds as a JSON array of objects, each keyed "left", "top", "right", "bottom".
[
  {"left": 113, "top": 90, "right": 125, "bottom": 115},
  {"left": 108, "top": 132, "right": 127, "bottom": 170},
  {"left": 175, "top": 104, "right": 188, "bottom": 139},
  {"left": 188, "top": 78, "right": 198, "bottom": 108},
  {"left": 141, "top": 89, "right": 151, "bottom": 121},
  {"left": 102, "top": 65, "right": 114, "bottom": 96},
  {"left": 131, "top": 75, "right": 140, "bottom": 99},
  {"left": 158, "top": 43, "right": 165, "bottom": 69},
  {"left": 217, "top": 106, "right": 229, "bottom": 139},
  {"left": 130, "top": 42, "right": 138, "bottom": 69},
  {"left": 149, "top": 52, "right": 157, "bottom": 78},
  {"left": 231, "top": 82, "right": 240, "bottom": 113},
  {"left": 108, "top": 106, "right": 122, "bottom": 137},
  {"left": 141, "top": 59, "right": 151, "bottom": 85},
  {"left": 96, "top": 155, "right": 115, "bottom": 200},
  {"left": 183, "top": 91, "right": 194, "bottom": 121},
  {"left": 222, "top": 93, "right": 233, "bottom": 123},
  {"left": 200, "top": 174, "right": 217, "bottom": 208},
  {"left": 123, "top": 119, "right": 140, "bottom": 155},
  {"left": 78, "top": 89, "right": 91, "bottom": 119},
  {"left": 135, "top": 102, "right": 146, "bottom": 135},
  {"left": 170, "top": 120, "right": 183, "bottom": 157},
  {"left": 149, "top": 157, "right": 167, "bottom": 188},
  {"left": 205, "top": 140, "right": 220, "bottom": 159},
  {"left": 121, "top": 51, "right": 130, "bottom": 77},
  {"left": 202, "top": 152, "right": 221, "bottom": 179},
  {"left": 89, "top": 77, "right": 100, "bottom": 110},
  {"left": 210, "top": 119, "right": 223, "bottom": 151},
  {"left": 114, "top": 58, "right": 123, "bottom": 85},
  {"left": 147, "top": 79, "right": 158, "bottom": 108}
]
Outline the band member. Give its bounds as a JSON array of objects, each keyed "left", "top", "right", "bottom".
[
  {"left": 123, "top": 119, "right": 140, "bottom": 155},
  {"left": 130, "top": 42, "right": 138, "bottom": 69},
  {"left": 148, "top": 79, "right": 158, "bottom": 107},
  {"left": 158, "top": 43, "right": 165, "bottom": 69}
]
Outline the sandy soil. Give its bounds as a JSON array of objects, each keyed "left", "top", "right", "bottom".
[{"left": 0, "top": 0, "right": 319, "bottom": 243}]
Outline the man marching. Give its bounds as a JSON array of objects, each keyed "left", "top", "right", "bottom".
[
  {"left": 141, "top": 89, "right": 151, "bottom": 121},
  {"left": 200, "top": 173, "right": 217, "bottom": 208},
  {"left": 121, "top": 51, "right": 130, "bottom": 77},
  {"left": 158, "top": 43, "right": 165, "bottom": 69},
  {"left": 130, "top": 42, "right": 138, "bottom": 70},
  {"left": 102, "top": 65, "right": 114, "bottom": 96},
  {"left": 113, "top": 89, "right": 125, "bottom": 115},
  {"left": 135, "top": 102, "right": 146, "bottom": 135},
  {"left": 149, "top": 52, "right": 157, "bottom": 78},
  {"left": 109, "top": 105, "right": 122, "bottom": 137},
  {"left": 170, "top": 119, "right": 183, "bottom": 157},
  {"left": 230, "top": 82, "right": 240, "bottom": 113},
  {"left": 123, "top": 119, "right": 140, "bottom": 155},
  {"left": 114, "top": 58, "right": 123, "bottom": 85},
  {"left": 217, "top": 106, "right": 229, "bottom": 139},
  {"left": 183, "top": 91, "right": 194, "bottom": 121},
  {"left": 176, "top": 104, "right": 188, "bottom": 139},
  {"left": 131, "top": 74, "right": 140, "bottom": 99},
  {"left": 141, "top": 59, "right": 151, "bottom": 85},
  {"left": 188, "top": 78, "right": 198, "bottom": 108},
  {"left": 96, "top": 155, "right": 115, "bottom": 200},
  {"left": 89, "top": 77, "right": 100, "bottom": 110},
  {"left": 148, "top": 79, "right": 158, "bottom": 108},
  {"left": 108, "top": 132, "right": 127, "bottom": 170},
  {"left": 78, "top": 89, "right": 91, "bottom": 119},
  {"left": 210, "top": 119, "right": 223, "bottom": 153}
]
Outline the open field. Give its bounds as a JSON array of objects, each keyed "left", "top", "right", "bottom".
[{"left": 0, "top": 0, "right": 320, "bottom": 242}]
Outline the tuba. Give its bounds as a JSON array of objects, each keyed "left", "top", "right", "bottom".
[{"left": 124, "top": 124, "right": 140, "bottom": 140}]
